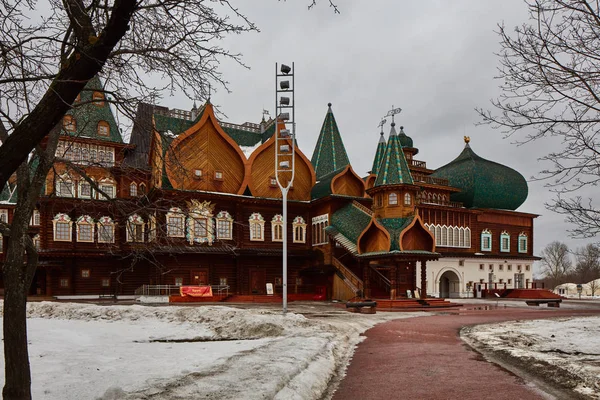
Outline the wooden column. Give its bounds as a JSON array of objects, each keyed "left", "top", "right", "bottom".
[
  {"left": 390, "top": 264, "right": 397, "bottom": 300},
  {"left": 421, "top": 260, "right": 427, "bottom": 299},
  {"left": 411, "top": 261, "right": 417, "bottom": 294},
  {"left": 362, "top": 262, "right": 371, "bottom": 299}
]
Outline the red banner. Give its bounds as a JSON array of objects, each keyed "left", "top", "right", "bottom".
[{"left": 179, "top": 286, "right": 213, "bottom": 297}]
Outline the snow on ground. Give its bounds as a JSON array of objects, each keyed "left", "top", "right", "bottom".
[
  {"left": 463, "top": 316, "right": 600, "bottom": 399},
  {"left": 0, "top": 302, "right": 420, "bottom": 400}
]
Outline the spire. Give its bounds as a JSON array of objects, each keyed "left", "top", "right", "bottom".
[
  {"left": 311, "top": 103, "right": 351, "bottom": 180},
  {"left": 374, "top": 122, "right": 413, "bottom": 186},
  {"left": 371, "top": 122, "right": 387, "bottom": 174}
]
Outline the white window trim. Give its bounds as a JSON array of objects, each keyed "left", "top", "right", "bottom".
[
  {"left": 404, "top": 192, "right": 411, "bottom": 205},
  {"left": 130, "top": 182, "right": 137, "bottom": 197},
  {"left": 78, "top": 180, "right": 92, "bottom": 199},
  {"left": 53, "top": 213, "right": 72, "bottom": 242},
  {"left": 249, "top": 212, "right": 265, "bottom": 242},
  {"left": 55, "top": 175, "right": 74, "bottom": 198},
  {"left": 271, "top": 214, "right": 284, "bottom": 242},
  {"left": 0, "top": 209, "right": 9, "bottom": 224},
  {"left": 518, "top": 233, "right": 528, "bottom": 253},
  {"left": 30, "top": 209, "right": 41, "bottom": 226},
  {"left": 311, "top": 214, "right": 329, "bottom": 246},
  {"left": 425, "top": 224, "right": 471, "bottom": 249},
  {"left": 76, "top": 215, "right": 95, "bottom": 243},
  {"left": 500, "top": 231, "right": 510, "bottom": 252},
  {"left": 215, "top": 211, "right": 233, "bottom": 240},
  {"left": 97, "top": 216, "right": 115, "bottom": 244},
  {"left": 186, "top": 202, "right": 215, "bottom": 245},
  {"left": 166, "top": 208, "right": 185, "bottom": 238},
  {"left": 481, "top": 229, "right": 492, "bottom": 252},
  {"left": 292, "top": 216, "right": 307, "bottom": 243},
  {"left": 388, "top": 192, "right": 398, "bottom": 205},
  {"left": 126, "top": 214, "right": 145, "bottom": 243}
]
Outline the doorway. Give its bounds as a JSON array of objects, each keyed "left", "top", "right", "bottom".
[
  {"left": 249, "top": 268, "right": 266, "bottom": 294},
  {"left": 190, "top": 269, "right": 209, "bottom": 286},
  {"left": 439, "top": 270, "right": 460, "bottom": 298}
]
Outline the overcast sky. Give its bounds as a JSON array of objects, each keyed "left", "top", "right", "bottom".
[{"left": 155, "top": 0, "right": 597, "bottom": 271}]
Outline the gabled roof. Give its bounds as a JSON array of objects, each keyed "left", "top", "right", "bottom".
[
  {"left": 371, "top": 130, "right": 386, "bottom": 174},
  {"left": 65, "top": 76, "right": 123, "bottom": 144},
  {"left": 374, "top": 122, "right": 414, "bottom": 187},
  {"left": 311, "top": 103, "right": 350, "bottom": 180}
]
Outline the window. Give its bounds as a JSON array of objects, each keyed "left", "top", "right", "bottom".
[
  {"left": 508, "top": 279, "right": 512, "bottom": 285},
  {"left": 293, "top": 216, "right": 306, "bottom": 243},
  {"left": 0, "top": 209, "right": 8, "bottom": 223},
  {"left": 139, "top": 183, "right": 147, "bottom": 195},
  {"left": 518, "top": 233, "right": 528, "bottom": 253},
  {"left": 97, "top": 121, "right": 110, "bottom": 136},
  {"left": 175, "top": 277, "right": 184, "bottom": 286},
  {"left": 166, "top": 208, "right": 185, "bottom": 237},
  {"left": 270, "top": 177, "right": 278, "bottom": 187},
  {"left": 78, "top": 181, "right": 92, "bottom": 199},
  {"left": 56, "top": 176, "right": 74, "bottom": 197},
  {"left": 388, "top": 192, "right": 398, "bottom": 205},
  {"left": 101, "top": 278, "right": 110, "bottom": 287},
  {"left": 76, "top": 215, "right": 94, "bottom": 243},
  {"left": 271, "top": 214, "right": 283, "bottom": 242},
  {"left": 219, "top": 277, "right": 227, "bottom": 286},
  {"left": 499, "top": 279, "right": 504, "bottom": 284},
  {"left": 525, "top": 265, "right": 530, "bottom": 271},
  {"left": 507, "top": 264, "right": 512, "bottom": 271},
  {"left": 517, "top": 265, "right": 522, "bottom": 271},
  {"left": 216, "top": 211, "right": 233, "bottom": 240},
  {"left": 97, "top": 217, "right": 115, "bottom": 243},
  {"left": 479, "top": 264, "right": 484, "bottom": 271},
  {"left": 126, "top": 214, "right": 145, "bottom": 242},
  {"left": 481, "top": 229, "right": 492, "bottom": 251},
  {"left": 404, "top": 193, "right": 411, "bottom": 205},
  {"left": 489, "top": 264, "right": 494, "bottom": 271},
  {"left": 63, "top": 115, "right": 76, "bottom": 132},
  {"left": 33, "top": 234, "right": 40, "bottom": 250},
  {"left": 249, "top": 213, "right": 265, "bottom": 241},
  {"left": 375, "top": 194, "right": 383, "bottom": 208},
  {"left": 500, "top": 231, "right": 510, "bottom": 252},
  {"left": 193, "top": 218, "right": 209, "bottom": 238},
  {"left": 129, "top": 182, "right": 137, "bottom": 197},
  {"left": 81, "top": 269, "right": 90, "bottom": 278},
  {"left": 148, "top": 214, "right": 157, "bottom": 242},
  {"left": 459, "top": 259, "right": 465, "bottom": 267},
  {"left": 53, "top": 213, "right": 72, "bottom": 242},
  {"left": 311, "top": 214, "right": 329, "bottom": 245},
  {"left": 92, "top": 91, "right": 105, "bottom": 106},
  {"left": 60, "top": 278, "right": 70, "bottom": 288},
  {"left": 499, "top": 264, "right": 503, "bottom": 271},
  {"left": 214, "top": 171, "right": 224, "bottom": 181},
  {"left": 98, "top": 182, "right": 115, "bottom": 199},
  {"left": 194, "top": 169, "right": 202, "bottom": 179}
]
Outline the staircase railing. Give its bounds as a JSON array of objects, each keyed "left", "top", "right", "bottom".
[
  {"left": 368, "top": 265, "right": 391, "bottom": 293},
  {"left": 352, "top": 200, "right": 372, "bottom": 216},
  {"left": 332, "top": 257, "right": 363, "bottom": 295}
]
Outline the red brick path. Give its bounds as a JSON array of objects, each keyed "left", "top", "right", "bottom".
[{"left": 332, "top": 305, "right": 600, "bottom": 400}]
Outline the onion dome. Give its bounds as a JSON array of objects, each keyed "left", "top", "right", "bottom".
[
  {"left": 370, "top": 126, "right": 386, "bottom": 174},
  {"left": 374, "top": 122, "right": 413, "bottom": 186},
  {"left": 431, "top": 137, "right": 528, "bottom": 210},
  {"left": 397, "top": 126, "right": 413, "bottom": 148}
]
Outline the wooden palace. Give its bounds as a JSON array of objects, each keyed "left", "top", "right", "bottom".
[{"left": 0, "top": 78, "right": 538, "bottom": 300}]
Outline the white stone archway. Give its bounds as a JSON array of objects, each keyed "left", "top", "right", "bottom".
[{"left": 436, "top": 267, "right": 462, "bottom": 298}]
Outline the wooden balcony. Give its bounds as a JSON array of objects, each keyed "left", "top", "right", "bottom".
[
  {"left": 408, "top": 159, "right": 427, "bottom": 168},
  {"left": 412, "top": 173, "right": 449, "bottom": 186},
  {"left": 416, "top": 198, "right": 464, "bottom": 208}
]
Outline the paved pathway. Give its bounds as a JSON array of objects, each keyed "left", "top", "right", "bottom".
[{"left": 332, "top": 304, "right": 600, "bottom": 400}]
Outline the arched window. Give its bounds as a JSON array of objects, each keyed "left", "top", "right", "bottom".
[
  {"left": 441, "top": 225, "right": 448, "bottom": 246},
  {"left": 78, "top": 180, "right": 92, "bottom": 199},
  {"left": 97, "top": 121, "right": 110, "bottom": 136},
  {"left": 186, "top": 200, "right": 215, "bottom": 245},
  {"left": 481, "top": 229, "right": 492, "bottom": 251},
  {"left": 500, "top": 231, "right": 510, "bottom": 252},
  {"left": 216, "top": 211, "right": 233, "bottom": 240},
  {"left": 55, "top": 174, "right": 74, "bottom": 197},
  {"left": 447, "top": 226, "right": 453, "bottom": 247},
  {"left": 518, "top": 233, "right": 528, "bottom": 253},
  {"left": 33, "top": 234, "right": 41, "bottom": 250},
  {"left": 434, "top": 225, "right": 441, "bottom": 246},
  {"left": 98, "top": 177, "right": 116, "bottom": 200},
  {"left": 453, "top": 227, "right": 460, "bottom": 247},
  {"left": 139, "top": 183, "right": 147, "bottom": 195},
  {"left": 166, "top": 208, "right": 185, "bottom": 238},
  {"left": 97, "top": 216, "right": 115, "bottom": 243},
  {"left": 30, "top": 210, "right": 41, "bottom": 226},
  {"left": 388, "top": 192, "right": 398, "bottom": 205},
  {"left": 126, "top": 214, "right": 145, "bottom": 242},
  {"left": 458, "top": 227, "right": 465, "bottom": 247},
  {"left": 404, "top": 193, "right": 411, "bottom": 205},
  {"left": 464, "top": 227, "right": 471, "bottom": 248},
  {"left": 76, "top": 215, "right": 95, "bottom": 243},
  {"left": 249, "top": 213, "right": 265, "bottom": 241},
  {"left": 130, "top": 182, "right": 137, "bottom": 197},
  {"left": 53, "top": 213, "right": 72, "bottom": 242},
  {"left": 293, "top": 216, "right": 306, "bottom": 243},
  {"left": 92, "top": 91, "right": 105, "bottom": 106},
  {"left": 271, "top": 214, "right": 284, "bottom": 242},
  {"left": 63, "top": 115, "right": 76, "bottom": 132}
]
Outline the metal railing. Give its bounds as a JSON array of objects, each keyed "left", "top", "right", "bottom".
[
  {"left": 416, "top": 198, "right": 464, "bottom": 208},
  {"left": 412, "top": 173, "right": 449, "bottom": 186},
  {"left": 332, "top": 257, "right": 363, "bottom": 295},
  {"left": 408, "top": 159, "right": 427, "bottom": 168},
  {"left": 134, "top": 284, "right": 230, "bottom": 297}
]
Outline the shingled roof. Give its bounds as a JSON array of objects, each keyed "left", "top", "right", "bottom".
[
  {"left": 374, "top": 122, "right": 413, "bottom": 187},
  {"left": 371, "top": 129, "right": 386, "bottom": 174},
  {"left": 311, "top": 103, "right": 350, "bottom": 180}
]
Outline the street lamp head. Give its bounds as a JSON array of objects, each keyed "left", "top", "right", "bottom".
[
  {"left": 280, "top": 129, "right": 290, "bottom": 137},
  {"left": 280, "top": 80, "right": 290, "bottom": 90},
  {"left": 279, "top": 112, "right": 290, "bottom": 121},
  {"left": 280, "top": 96, "right": 290, "bottom": 105},
  {"left": 280, "top": 64, "right": 291, "bottom": 74}
]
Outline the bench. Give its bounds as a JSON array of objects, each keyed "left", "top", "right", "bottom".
[
  {"left": 346, "top": 300, "right": 377, "bottom": 314},
  {"left": 525, "top": 299, "right": 561, "bottom": 308}
]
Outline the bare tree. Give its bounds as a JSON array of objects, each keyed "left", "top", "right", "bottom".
[
  {"left": 477, "top": 0, "right": 600, "bottom": 238},
  {"left": 540, "top": 241, "right": 572, "bottom": 288},
  {"left": 588, "top": 278, "right": 600, "bottom": 296},
  {"left": 574, "top": 243, "right": 600, "bottom": 284}
]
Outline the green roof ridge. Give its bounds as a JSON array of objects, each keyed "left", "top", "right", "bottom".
[
  {"left": 311, "top": 104, "right": 350, "bottom": 180},
  {"left": 374, "top": 123, "right": 414, "bottom": 186}
]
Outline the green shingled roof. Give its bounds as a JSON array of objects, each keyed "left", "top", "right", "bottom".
[
  {"left": 431, "top": 142, "right": 528, "bottom": 210},
  {"left": 374, "top": 123, "right": 413, "bottom": 187},
  {"left": 329, "top": 202, "right": 371, "bottom": 244},
  {"left": 378, "top": 217, "right": 414, "bottom": 251},
  {"left": 311, "top": 104, "right": 350, "bottom": 180},
  {"left": 311, "top": 167, "right": 346, "bottom": 199},
  {"left": 397, "top": 126, "right": 414, "bottom": 148},
  {"left": 65, "top": 76, "right": 123, "bottom": 143},
  {"left": 371, "top": 131, "right": 386, "bottom": 174}
]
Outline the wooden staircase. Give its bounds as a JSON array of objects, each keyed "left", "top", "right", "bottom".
[{"left": 331, "top": 257, "right": 364, "bottom": 300}]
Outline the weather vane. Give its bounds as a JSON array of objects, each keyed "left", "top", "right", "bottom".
[
  {"left": 262, "top": 109, "right": 270, "bottom": 118},
  {"left": 385, "top": 105, "right": 402, "bottom": 124},
  {"left": 378, "top": 118, "right": 387, "bottom": 132}
]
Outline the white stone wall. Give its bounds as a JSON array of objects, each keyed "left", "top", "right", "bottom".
[{"left": 417, "top": 257, "right": 535, "bottom": 298}]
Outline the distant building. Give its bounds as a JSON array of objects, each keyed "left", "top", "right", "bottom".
[{"left": 0, "top": 79, "right": 537, "bottom": 299}]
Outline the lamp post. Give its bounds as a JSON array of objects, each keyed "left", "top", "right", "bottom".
[{"left": 275, "top": 62, "right": 295, "bottom": 314}]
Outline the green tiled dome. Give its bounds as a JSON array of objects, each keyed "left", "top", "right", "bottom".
[
  {"left": 397, "top": 126, "right": 413, "bottom": 148},
  {"left": 431, "top": 142, "right": 528, "bottom": 210}
]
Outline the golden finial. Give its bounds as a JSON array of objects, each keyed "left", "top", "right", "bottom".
[{"left": 464, "top": 136, "right": 470, "bottom": 144}]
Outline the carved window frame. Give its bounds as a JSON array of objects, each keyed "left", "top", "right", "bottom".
[
  {"left": 166, "top": 208, "right": 185, "bottom": 238},
  {"left": 271, "top": 214, "right": 284, "bottom": 242},
  {"left": 481, "top": 229, "right": 492, "bottom": 252},
  {"left": 126, "top": 214, "right": 145, "bottom": 243},
  {"left": 97, "top": 216, "right": 115, "bottom": 244},
  {"left": 216, "top": 211, "right": 233, "bottom": 240},
  {"left": 76, "top": 215, "right": 95, "bottom": 243},
  {"left": 249, "top": 213, "right": 265, "bottom": 241},
  {"left": 53, "top": 213, "right": 72, "bottom": 242},
  {"left": 500, "top": 231, "right": 510, "bottom": 252},
  {"left": 292, "top": 216, "right": 307, "bottom": 243}
]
